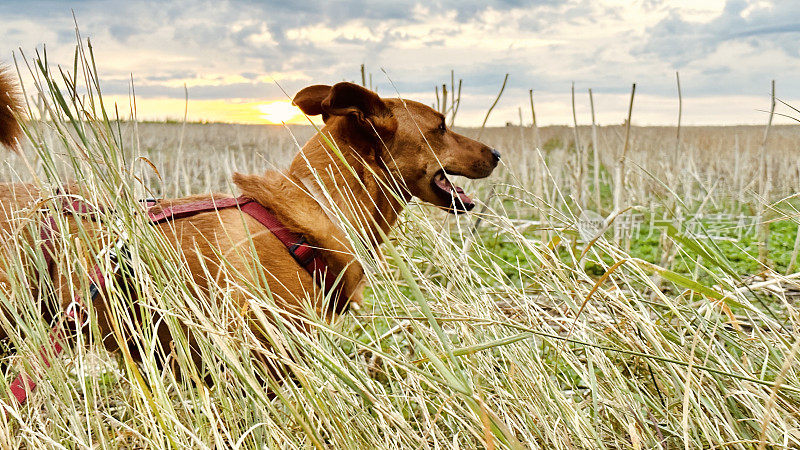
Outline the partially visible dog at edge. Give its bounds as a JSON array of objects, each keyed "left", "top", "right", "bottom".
[{"left": 0, "top": 66, "right": 500, "bottom": 383}]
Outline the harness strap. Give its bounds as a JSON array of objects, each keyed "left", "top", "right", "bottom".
[
  {"left": 147, "top": 196, "right": 246, "bottom": 224},
  {"left": 8, "top": 325, "right": 66, "bottom": 404},
  {"left": 237, "top": 201, "right": 335, "bottom": 292},
  {"left": 149, "top": 196, "right": 335, "bottom": 292},
  {"left": 8, "top": 254, "right": 108, "bottom": 405}
]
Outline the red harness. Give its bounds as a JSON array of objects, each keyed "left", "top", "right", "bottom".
[
  {"left": 8, "top": 195, "right": 335, "bottom": 405},
  {"left": 147, "top": 196, "right": 334, "bottom": 293}
]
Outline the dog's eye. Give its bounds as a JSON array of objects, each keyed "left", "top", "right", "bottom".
[{"left": 438, "top": 121, "right": 446, "bottom": 132}]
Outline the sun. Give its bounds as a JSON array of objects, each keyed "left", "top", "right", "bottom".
[{"left": 257, "top": 100, "right": 302, "bottom": 124}]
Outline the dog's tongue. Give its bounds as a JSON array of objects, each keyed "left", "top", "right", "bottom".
[{"left": 435, "top": 173, "right": 474, "bottom": 206}]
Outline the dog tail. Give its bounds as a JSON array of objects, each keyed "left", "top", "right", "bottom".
[{"left": 0, "top": 66, "right": 23, "bottom": 150}]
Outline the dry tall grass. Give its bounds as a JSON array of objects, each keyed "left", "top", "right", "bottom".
[{"left": 0, "top": 46, "right": 798, "bottom": 449}]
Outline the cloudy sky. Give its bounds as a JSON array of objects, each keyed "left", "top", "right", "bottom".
[{"left": 1, "top": 0, "right": 798, "bottom": 126}]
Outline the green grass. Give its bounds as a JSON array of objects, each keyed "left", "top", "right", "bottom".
[{"left": 467, "top": 209, "right": 799, "bottom": 287}]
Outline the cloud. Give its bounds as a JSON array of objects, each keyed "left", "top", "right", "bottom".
[
  {"left": 639, "top": 1, "right": 800, "bottom": 64},
  {"left": 0, "top": 0, "right": 797, "bottom": 125},
  {"left": 634, "top": 1, "right": 800, "bottom": 98}
]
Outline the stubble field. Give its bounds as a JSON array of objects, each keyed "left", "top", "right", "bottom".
[{"left": 1, "top": 62, "right": 799, "bottom": 449}]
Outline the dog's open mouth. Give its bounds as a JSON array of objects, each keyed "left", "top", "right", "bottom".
[{"left": 432, "top": 170, "right": 475, "bottom": 214}]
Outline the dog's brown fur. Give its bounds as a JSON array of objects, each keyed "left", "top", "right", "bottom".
[
  {"left": 0, "top": 71, "right": 498, "bottom": 372},
  {"left": 0, "top": 67, "right": 22, "bottom": 150}
]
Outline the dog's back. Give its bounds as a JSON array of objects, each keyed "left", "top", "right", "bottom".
[
  {"left": 0, "top": 68, "right": 33, "bottom": 239},
  {"left": 0, "top": 67, "right": 22, "bottom": 150}
]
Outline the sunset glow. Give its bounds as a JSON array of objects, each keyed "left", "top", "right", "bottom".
[{"left": 257, "top": 100, "right": 302, "bottom": 124}]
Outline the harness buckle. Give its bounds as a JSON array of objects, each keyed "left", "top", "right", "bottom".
[
  {"left": 288, "top": 236, "right": 307, "bottom": 253},
  {"left": 65, "top": 300, "right": 90, "bottom": 328},
  {"left": 289, "top": 237, "right": 317, "bottom": 266}
]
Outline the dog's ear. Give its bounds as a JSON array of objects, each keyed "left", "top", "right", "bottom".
[
  {"left": 321, "top": 82, "right": 391, "bottom": 126},
  {"left": 293, "top": 85, "right": 332, "bottom": 121},
  {"left": 293, "top": 82, "right": 397, "bottom": 138}
]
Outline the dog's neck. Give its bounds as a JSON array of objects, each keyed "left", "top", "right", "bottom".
[
  {"left": 233, "top": 125, "right": 409, "bottom": 307},
  {"left": 287, "top": 129, "right": 407, "bottom": 248}
]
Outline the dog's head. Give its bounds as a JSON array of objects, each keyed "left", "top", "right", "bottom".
[{"left": 293, "top": 82, "right": 500, "bottom": 214}]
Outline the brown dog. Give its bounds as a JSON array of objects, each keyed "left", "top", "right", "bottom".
[{"left": 0, "top": 70, "right": 499, "bottom": 377}]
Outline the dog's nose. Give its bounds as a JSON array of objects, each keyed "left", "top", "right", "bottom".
[{"left": 490, "top": 148, "right": 501, "bottom": 162}]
